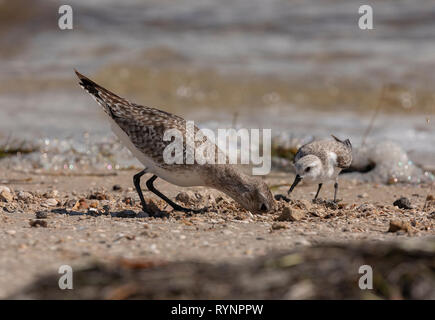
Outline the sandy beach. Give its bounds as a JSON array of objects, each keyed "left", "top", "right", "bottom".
[{"left": 1, "top": 169, "right": 434, "bottom": 298}]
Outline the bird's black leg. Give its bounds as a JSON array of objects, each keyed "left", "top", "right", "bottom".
[
  {"left": 133, "top": 169, "right": 152, "bottom": 215},
  {"left": 314, "top": 183, "right": 323, "bottom": 200},
  {"left": 146, "top": 175, "right": 206, "bottom": 214},
  {"left": 333, "top": 181, "right": 338, "bottom": 202}
]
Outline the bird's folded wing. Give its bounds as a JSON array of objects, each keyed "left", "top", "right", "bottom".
[{"left": 334, "top": 145, "right": 352, "bottom": 168}]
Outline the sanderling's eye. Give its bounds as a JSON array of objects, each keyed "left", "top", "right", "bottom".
[
  {"left": 305, "top": 167, "right": 311, "bottom": 173},
  {"left": 260, "top": 203, "right": 268, "bottom": 211}
]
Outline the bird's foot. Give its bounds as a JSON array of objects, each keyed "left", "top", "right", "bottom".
[
  {"left": 139, "top": 206, "right": 157, "bottom": 218},
  {"left": 275, "top": 194, "right": 291, "bottom": 203},
  {"left": 312, "top": 198, "right": 324, "bottom": 204},
  {"left": 312, "top": 198, "right": 340, "bottom": 209},
  {"left": 324, "top": 200, "right": 339, "bottom": 210}
]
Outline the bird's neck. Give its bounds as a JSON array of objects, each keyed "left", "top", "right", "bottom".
[{"left": 204, "top": 164, "right": 250, "bottom": 198}]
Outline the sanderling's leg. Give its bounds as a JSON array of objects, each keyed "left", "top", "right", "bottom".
[
  {"left": 333, "top": 181, "right": 338, "bottom": 202},
  {"left": 146, "top": 175, "right": 207, "bottom": 213},
  {"left": 314, "top": 183, "right": 323, "bottom": 200},
  {"left": 133, "top": 169, "right": 152, "bottom": 215}
]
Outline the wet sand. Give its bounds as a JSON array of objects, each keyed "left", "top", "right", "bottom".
[{"left": 0, "top": 169, "right": 434, "bottom": 298}]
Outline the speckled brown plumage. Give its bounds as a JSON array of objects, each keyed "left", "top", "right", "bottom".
[
  {"left": 75, "top": 70, "right": 203, "bottom": 169},
  {"left": 295, "top": 136, "right": 352, "bottom": 169},
  {"left": 74, "top": 70, "right": 275, "bottom": 214},
  {"left": 289, "top": 135, "right": 353, "bottom": 201}
]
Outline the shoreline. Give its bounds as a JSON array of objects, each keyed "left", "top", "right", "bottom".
[{"left": 0, "top": 169, "right": 434, "bottom": 298}]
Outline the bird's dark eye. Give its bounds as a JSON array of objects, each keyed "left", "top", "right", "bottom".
[
  {"left": 260, "top": 203, "right": 268, "bottom": 212},
  {"left": 305, "top": 167, "right": 311, "bottom": 172}
]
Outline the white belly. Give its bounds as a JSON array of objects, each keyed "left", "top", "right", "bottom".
[
  {"left": 106, "top": 114, "right": 205, "bottom": 187},
  {"left": 107, "top": 115, "right": 157, "bottom": 170},
  {"left": 153, "top": 166, "right": 206, "bottom": 187}
]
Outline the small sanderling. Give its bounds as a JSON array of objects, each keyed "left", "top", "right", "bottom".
[
  {"left": 75, "top": 70, "right": 274, "bottom": 216},
  {"left": 287, "top": 135, "right": 352, "bottom": 202}
]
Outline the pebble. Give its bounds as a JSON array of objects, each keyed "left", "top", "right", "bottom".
[
  {"left": 388, "top": 219, "right": 411, "bottom": 233},
  {"left": 357, "top": 203, "right": 376, "bottom": 212},
  {"left": 112, "top": 184, "right": 122, "bottom": 191},
  {"left": 43, "top": 198, "right": 58, "bottom": 207},
  {"left": 72, "top": 199, "right": 89, "bottom": 211},
  {"left": 424, "top": 195, "right": 435, "bottom": 209},
  {"left": 393, "top": 197, "right": 413, "bottom": 210},
  {"left": 294, "top": 200, "right": 311, "bottom": 211},
  {"left": 17, "top": 191, "right": 32, "bottom": 201},
  {"left": 175, "top": 191, "right": 195, "bottom": 204},
  {"left": 89, "top": 201, "right": 99, "bottom": 208},
  {"left": 87, "top": 208, "right": 99, "bottom": 215},
  {"left": 0, "top": 189, "right": 14, "bottom": 203},
  {"left": 5, "top": 230, "right": 16, "bottom": 235},
  {"left": 277, "top": 207, "right": 305, "bottom": 222},
  {"left": 0, "top": 185, "right": 10, "bottom": 192},
  {"left": 29, "top": 219, "right": 48, "bottom": 228},
  {"left": 44, "top": 190, "right": 59, "bottom": 198},
  {"left": 271, "top": 222, "right": 288, "bottom": 230},
  {"left": 89, "top": 192, "right": 109, "bottom": 200},
  {"left": 64, "top": 199, "right": 77, "bottom": 208},
  {"left": 35, "top": 211, "right": 48, "bottom": 219},
  {"left": 124, "top": 197, "right": 135, "bottom": 206},
  {"left": 308, "top": 210, "right": 322, "bottom": 217},
  {"left": 2, "top": 204, "right": 16, "bottom": 213}
]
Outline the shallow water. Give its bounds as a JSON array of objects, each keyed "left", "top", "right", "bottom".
[{"left": 0, "top": 0, "right": 434, "bottom": 179}]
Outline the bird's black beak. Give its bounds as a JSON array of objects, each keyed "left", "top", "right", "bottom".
[{"left": 288, "top": 174, "right": 302, "bottom": 195}]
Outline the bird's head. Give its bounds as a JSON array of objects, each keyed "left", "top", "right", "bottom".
[
  {"left": 237, "top": 177, "right": 276, "bottom": 214},
  {"left": 210, "top": 165, "right": 275, "bottom": 214},
  {"left": 294, "top": 155, "right": 323, "bottom": 183}
]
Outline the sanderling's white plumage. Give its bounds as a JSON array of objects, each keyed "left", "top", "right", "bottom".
[
  {"left": 288, "top": 135, "right": 352, "bottom": 202},
  {"left": 74, "top": 70, "right": 275, "bottom": 215}
]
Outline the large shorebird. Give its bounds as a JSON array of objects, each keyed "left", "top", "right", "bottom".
[
  {"left": 287, "top": 135, "right": 352, "bottom": 202},
  {"left": 75, "top": 71, "right": 274, "bottom": 216}
]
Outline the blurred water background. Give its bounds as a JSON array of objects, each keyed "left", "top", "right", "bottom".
[{"left": 0, "top": 0, "right": 434, "bottom": 181}]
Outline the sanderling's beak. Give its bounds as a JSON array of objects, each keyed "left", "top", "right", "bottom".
[{"left": 288, "top": 174, "right": 302, "bottom": 195}]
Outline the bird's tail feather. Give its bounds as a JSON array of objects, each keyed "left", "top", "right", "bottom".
[
  {"left": 331, "top": 134, "right": 352, "bottom": 150},
  {"left": 74, "top": 69, "right": 127, "bottom": 118}
]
